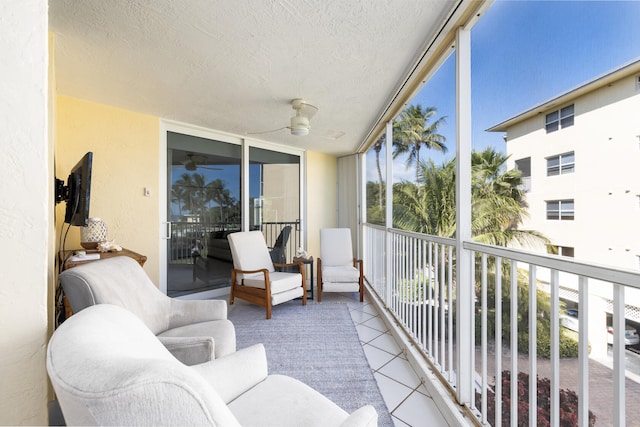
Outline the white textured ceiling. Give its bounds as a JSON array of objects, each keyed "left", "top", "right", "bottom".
[{"left": 49, "top": 0, "right": 457, "bottom": 156}]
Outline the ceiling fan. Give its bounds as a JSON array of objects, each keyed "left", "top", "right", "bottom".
[
  {"left": 181, "top": 154, "right": 222, "bottom": 172},
  {"left": 248, "top": 99, "right": 345, "bottom": 140}
]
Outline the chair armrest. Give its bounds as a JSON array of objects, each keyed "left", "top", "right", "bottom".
[
  {"left": 339, "top": 405, "right": 378, "bottom": 427},
  {"left": 354, "top": 259, "right": 363, "bottom": 278},
  {"left": 273, "top": 262, "right": 304, "bottom": 274},
  {"left": 232, "top": 267, "right": 270, "bottom": 275},
  {"left": 190, "top": 344, "right": 269, "bottom": 404},
  {"left": 159, "top": 336, "right": 215, "bottom": 366},
  {"left": 273, "top": 262, "right": 301, "bottom": 268},
  {"left": 168, "top": 299, "right": 228, "bottom": 329}
]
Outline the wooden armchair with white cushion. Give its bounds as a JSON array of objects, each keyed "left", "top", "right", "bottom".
[
  {"left": 228, "top": 230, "right": 306, "bottom": 319},
  {"left": 47, "top": 304, "right": 378, "bottom": 427},
  {"left": 318, "top": 228, "right": 364, "bottom": 302}
]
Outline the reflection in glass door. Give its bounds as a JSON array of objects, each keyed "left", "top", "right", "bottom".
[
  {"left": 167, "top": 132, "right": 241, "bottom": 297},
  {"left": 249, "top": 147, "right": 300, "bottom": 263}
]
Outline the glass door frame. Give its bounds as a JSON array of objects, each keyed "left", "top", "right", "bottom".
[{"left": 159, "top": 120, "right": 306, "bottom": 298}]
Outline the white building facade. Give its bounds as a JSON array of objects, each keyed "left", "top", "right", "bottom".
[
  {"left": 489, "top": 59, "right": 640, "bottom": 342},
  {"left": 491, "top": 59, "right": 640, "bottom": 271}
]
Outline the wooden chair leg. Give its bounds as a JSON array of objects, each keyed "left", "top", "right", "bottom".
[
  {"left": 317, "top": 259, "right": 322, "bottom": 302},
  {"left": 300, "top": 263, "right": 307, "bottom": 306},
  {"left": 229, "top": 271, "right": 236, "bottom": 305}
]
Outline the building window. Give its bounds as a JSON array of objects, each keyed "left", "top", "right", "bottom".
[
  {"left": 548, "top": 245, "right": 575, "bottom": 257},
  {"left": 515, "top": 157, "right": 531, "bottom": 191},
  {"left": 547, "top": 152, "right": 575, "bottom": 176},
  {"left": 546, "top": 199, "right": 574, "bottom": 220},
  {"left": 545, "top": 104, "right": 574, "bottom": 133}
]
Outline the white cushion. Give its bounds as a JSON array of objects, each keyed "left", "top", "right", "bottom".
[
  {"left": 272, "top": 286, "right": 304, "bottom": 305},
  {"left": 228, "top": 231, "right": 275, "bottom": 280},
  {"left": 158, "top": 320, "right": 236, "bottom": 360},
  {"left": 228, "top": 374, "right": 349, "bottom": 426},
  {"left": 322, "top": 265, "right": 360, "bottom": 283},
  {"left": 322, "top": 282, "right": 361, "bottom": 293},
  {"left": 320, "top": 228, "right": 354, "bottom": 266},
  {"left": 243, "top": 271, "right": 302, "bottom": 294}
]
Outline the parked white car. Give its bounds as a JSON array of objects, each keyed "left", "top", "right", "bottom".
[
  {"left": 559, "top": 309, "right": 579, "bottom": 332},
  {"left": 607, "top": 325, "right": 640, "bottom": 346}
]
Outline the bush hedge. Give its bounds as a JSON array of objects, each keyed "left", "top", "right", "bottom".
[
  {"left": 517, "top": 321, "right": 579, "bottom": 358},
  {"left": 477, "top": 370, "right": 596, "bottom": 426}
]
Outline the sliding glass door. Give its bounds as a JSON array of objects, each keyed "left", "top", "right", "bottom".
[
  {"left": 249, "top": 147, "right": 301, "bottom": 263},
  {"left": 166, "top": 132, "right": 241, "bottom": 297},
  {"left": 164, "top": 129, "right": 303, "bottom": 298}
]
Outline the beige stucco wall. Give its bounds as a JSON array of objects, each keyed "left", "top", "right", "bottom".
[
  {"left": 305, "top": 151, "right": 338, "bottom": 260},
  {"left": 0, "top": 1, "right": 49, "bottom": 424},
  {"left": 55, "top": 96, "right": 161, "bottom": 283}
]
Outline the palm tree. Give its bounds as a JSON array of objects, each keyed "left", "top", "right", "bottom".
[
  {"left": 173, "top": 173, "right": 208, "bottom": 221},
  {"left": 392, "top": 104, "right": 447, "bottom": 182},
  {"left": 470, "top": 148, "right": 545, "bottom": 247},
  {"left": 373, "top": 135, "right": 385, "bottom": 209},
  {"left": 206, "top": 178, "right": 236, "bottom": 223},
  {"left": 393, "top": 147, "right": 548, "bottom": 248},
  {"left": 393, "top": 159, "right": 456, "bottom": 237},
  {"left": 171, "top": 184, "right": 186, "bottom": 218}
]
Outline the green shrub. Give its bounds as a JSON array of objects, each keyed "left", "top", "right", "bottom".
[{"left": 517, "top": 321, "right": 579, "bottom": 358}]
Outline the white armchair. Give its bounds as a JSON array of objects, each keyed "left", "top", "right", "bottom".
[
  {"left": 47, "top": 304, "right": 378, "bottom": 427},
  {"left": 318, "top": 228, "right": 364, "bottom": 302},
  {"left": 59, "top": 256, "right": 235, "bottom": 363},
  {"left": 228, "top": 231, "right": 306, "bottom": 319}
]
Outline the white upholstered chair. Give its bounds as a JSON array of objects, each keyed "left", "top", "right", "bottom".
[
  {"left": 318, "top": 228, "right": 364, "bottom": 302},
  {"left": 59, "top": 256, "right": 235, "bottom": 364},
  {"left": 47, "top": 304, "right": 378, "bottom": 426},
  {"left": 228, "top": 230, "right": 306, "bottom": 319}
]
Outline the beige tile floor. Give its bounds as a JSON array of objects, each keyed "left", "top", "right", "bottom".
[{"left": 322, "top": 292, "right": 451, "bottom": 426}]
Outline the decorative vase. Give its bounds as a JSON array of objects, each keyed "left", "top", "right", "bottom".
[{"left": 80, "top": 217, "right": 108, "bottom": 249}]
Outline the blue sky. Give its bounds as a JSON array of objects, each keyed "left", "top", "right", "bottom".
[{"left": 377, "top": 0, "right": 640, "bottom": 182}]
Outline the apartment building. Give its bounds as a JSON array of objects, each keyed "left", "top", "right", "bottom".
[{"left": 489, "top": 58, "right": 640, "bottom": 332}]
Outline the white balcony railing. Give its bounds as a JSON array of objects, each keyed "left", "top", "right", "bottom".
[{"left": 363, "top": 224, "right": 640, "bottom": 426}]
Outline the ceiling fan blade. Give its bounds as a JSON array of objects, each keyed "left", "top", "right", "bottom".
[
  {"left": 298, "top": 102, "right": 318, "bottom": 120},
  {"left": 291, "top": 99, "right": 319, "bottom": 120},
  {"left": 312, "top": 128, "right": 345, "bottom": 140},
  {"left": 246, "top": 126, "right": 288, "bottom": 136}
]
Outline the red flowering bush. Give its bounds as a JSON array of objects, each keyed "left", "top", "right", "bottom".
[{"left": 476, "top": 371, "right": 596, "bottom": 426}]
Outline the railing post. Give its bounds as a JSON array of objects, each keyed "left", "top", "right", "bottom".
[
  {"left": 385, "top": 121, "right": 393, "bottom": 306},
  {"left": 455, "top": 25, "right": 473, "bottom": 406},
  {"left": 613, "top": 284, "right": 626, "bottom": 427}
]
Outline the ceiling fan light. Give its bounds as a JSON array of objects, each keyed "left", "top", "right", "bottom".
[{"left": 290, "top": 115, "right": 310, "bottom": 136}]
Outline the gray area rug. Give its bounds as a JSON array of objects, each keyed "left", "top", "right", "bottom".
[{"left": 229, "top": 301, "right": 393, "bottom": 426}]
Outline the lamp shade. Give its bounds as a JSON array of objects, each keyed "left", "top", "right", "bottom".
[{"left": 80, "top": 217, "right": 108, "bottom": 249}]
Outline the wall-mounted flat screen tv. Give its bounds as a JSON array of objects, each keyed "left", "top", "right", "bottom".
[{"left": 55, "top": 152, "right": 93, "bottom": 226}]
